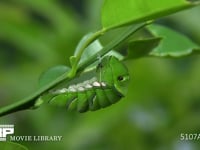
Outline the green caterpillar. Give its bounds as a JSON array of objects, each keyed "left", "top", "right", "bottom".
[{"left": 48, "top": 56, "right": 129, "bottom": 112}]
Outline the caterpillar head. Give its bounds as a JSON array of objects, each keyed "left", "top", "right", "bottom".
[{"left": 99, "top": 56, "right": 130, "bottom": 96}]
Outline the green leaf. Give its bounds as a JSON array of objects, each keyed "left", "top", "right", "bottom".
[
  {"left": 147, "top": 24, "right": 200, "bottom": 57},
  {"left": 78, "top": 23, "right": 148, "bottom": 71},
  {"left": 38, "top": 65, "right": 71, "bottom": 88},
  {"left": 75, "top": 33, "right": 103, "bottom": 65},
  {"left": 69, "top": 31, "right": 103, "bottom": 76},
  {"left": 0, "top": 142, "right": 28, "bottom": 150},
  {"left": 76, "top": 33, "right": 124, "bottom": 69},
  {"left": 127, "top": 37, "right": 162, "bottom": 59},
  {"left": 74, "top": 33, "right": 95, "bottom": 57},
  {"left": 101, "top": 0, "right": 198, "bottom": 30}
]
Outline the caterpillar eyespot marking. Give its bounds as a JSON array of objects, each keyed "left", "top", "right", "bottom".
[
  {"left": 117, "top": 76, "right": 124, "bottom": 81},
  {"left": 48, "top": 56, "right": 130, "bottom": 112}
]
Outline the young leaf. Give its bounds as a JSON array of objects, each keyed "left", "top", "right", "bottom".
[
  {"left": 75, "top": 33, "right": 103, "bottom": 65},
  {"left": 76, "top": 33, "right": 124, "bottom": 69},
  {"left": 147, "top": 24, "right": 200, "bottom": 57},
  {"left": 38, "top": 65, "right": 71, "bottom": 88},
  {"left": 101, "top": 0, "right": 198, "bottom": 30},
  {"left": 74, "top": 33, "right": 96, "bottom": 57}
]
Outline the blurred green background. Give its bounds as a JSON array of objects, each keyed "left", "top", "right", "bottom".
[{"left": 1, "top": 0, "right": 200, "bottom": 150}]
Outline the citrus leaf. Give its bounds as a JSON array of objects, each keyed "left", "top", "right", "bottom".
[
  {"left": 126, "top": 37, "right": 162, "bottom": 59},
  {"left": 101, "top": 0, "right": 199, "bottom": 30},
  {"left": 74, "top": 33, "right": 95, "bottom": 57},
  {"left": 75, "top": 33, "right": 103, "bottom": 65},
  {"left": 147, "top": 24, "right": 200, "bottom": 57},
  {"left": 76, "top": 33, "right": 124, "bottom": 69},
  {"left": 38, "top": 65, "right": 71, "bottom": 88}
]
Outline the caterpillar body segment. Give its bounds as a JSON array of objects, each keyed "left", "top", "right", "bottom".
[{"left": 48, "top": 56, "right": 129, "bottom": 112}]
